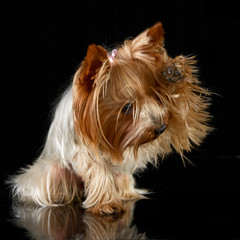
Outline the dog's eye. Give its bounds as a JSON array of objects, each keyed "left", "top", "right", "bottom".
[{"left": 122, "top": 103, "right": 133, "bottom": 115}]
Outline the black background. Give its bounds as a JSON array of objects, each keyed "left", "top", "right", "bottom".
[{"left": 2, "top": 0, "right": 240, "bottom": 239}]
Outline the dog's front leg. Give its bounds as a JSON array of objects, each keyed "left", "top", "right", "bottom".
[{"left": 81, "top": 164, "right": 125, "bottom": 215}]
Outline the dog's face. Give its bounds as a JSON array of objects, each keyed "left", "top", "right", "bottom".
[{"left": 73, "top": 22, "right": 211, "bottom": 163}]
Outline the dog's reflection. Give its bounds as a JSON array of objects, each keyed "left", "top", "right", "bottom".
[{"left": 12, "top": 200, "right": 146, "bottom": 240}]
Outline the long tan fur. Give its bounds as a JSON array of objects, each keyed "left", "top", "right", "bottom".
[{"left": 8, "top": 22, "right": 211, "bottom": 214}]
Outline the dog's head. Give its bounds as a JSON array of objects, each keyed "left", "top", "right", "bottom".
[{"left": 73, "top": 22, "right": 211, "bottom": 163}]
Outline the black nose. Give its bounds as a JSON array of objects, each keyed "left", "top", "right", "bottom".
[{"left": 154, "top": 123, "right": 167, "bottom": 135}]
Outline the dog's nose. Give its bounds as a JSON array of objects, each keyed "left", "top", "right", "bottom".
[{"left": 154, "top": 123, "right": 167, "bottom": 135}]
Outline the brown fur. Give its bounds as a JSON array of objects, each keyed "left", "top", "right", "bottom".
[
  {"left": 73, "top": 22, "right": 211, "bottom": 164},
  {"left": 10, "top": 22, "right": 211, "bottom": 215}
]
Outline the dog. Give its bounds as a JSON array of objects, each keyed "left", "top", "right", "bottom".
[{"left": 9, "top": 22, "right": 211, "bottom": 215}]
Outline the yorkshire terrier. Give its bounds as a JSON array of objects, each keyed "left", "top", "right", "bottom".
[{"left": 9, "top": 22, "right": 211, "bottom": 215}]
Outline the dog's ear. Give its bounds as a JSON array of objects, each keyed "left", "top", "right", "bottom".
[
  {"left": 74, "top": 44, "right": 108, "bottom": 91},
  {"left": 73, "top": 44, "right": 108, "bottom": 149},
  {"left": 146, "top": 22, "right": 165, "bottom": 46},
  {"left": 132, "top": 22, "right": 165, "bottom": 48}
]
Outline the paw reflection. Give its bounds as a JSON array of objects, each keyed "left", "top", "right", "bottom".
[{"left": 11, "top": 200, "right": 146, "bottom": 240}]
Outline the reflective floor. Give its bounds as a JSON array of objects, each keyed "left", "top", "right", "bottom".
[{"left": 1, "top": 156, "right": 240, "bottom": 239}]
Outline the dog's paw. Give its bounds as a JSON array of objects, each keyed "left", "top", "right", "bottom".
[
  {"left": 87, "top": 202, "right": 125, "bottom": 217},
  {"left": 162, "top": 62, "right": 184, "bottom": 83},
  {"left": 99, "top": 203, "right": 125, "bottom": 216}
]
